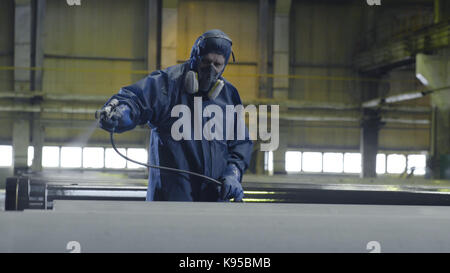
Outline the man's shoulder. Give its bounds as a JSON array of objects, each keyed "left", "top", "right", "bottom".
[
  {"left": 160, "top": 63, "right": 188, "bottom": 81},
  {"left": 145, "top": 63, "right": 187, "bottom": 81},
  {"left": 221, "top": 77, "right": 241, "bottom": 101},
  {"left": 222, "top": 76, "right": 241, "bottom": 93}
]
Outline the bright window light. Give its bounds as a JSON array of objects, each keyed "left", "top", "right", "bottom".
[
  {"left": 127, "top": 148, "right": 148, "bottom": 169},
  {"left": 302, "top": 152, "right": 322, "bottom": 172},
  {"left": 42, "top": 146, "right": 60, "bottom": 167},
  {"left": 407, "top": 154, "right": 426, "bottom": 175},
  {"left": 28, "top": 146, "right": 34, "bottom": 167},
  {"left": 264, "top": 151, "right": 273, "bottom": 173},
  {"left": 323, "top": 153, "right": 343, "bottom": 173},
  {"left": 105, "top": 148, "right": 127, "bottom": 168},
  {"left": 387, "top": 154, "right": 406, "bottom": 174},
  {"left": 376, "top": 154, "right": 386, "bottom": 174},
  {"left": 60, "top": 147, "right": 82, "bottom": 168},
  {"left": 83, "top": 147, "right": 104, "bottom": 168},
  {"left": 344, "top": 153, "right": 361, "bottom": 173},
  {"left": 0, "top": 145, "right": 13, "bottom": 167},
  {"left": 285, "top": 151, "right": 301, "bottom": 172}
]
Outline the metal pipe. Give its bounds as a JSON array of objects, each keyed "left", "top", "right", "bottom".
[
  {"left": 0, "top": 104, "right": 430, "bottom": 125},
  {"left": 0, "top": 91, "right": 434, "bottom": 114},
  {"left": 44, "top": 54, "right": 145, "bottom": 62}
]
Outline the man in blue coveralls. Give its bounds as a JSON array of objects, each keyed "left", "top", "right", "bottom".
[{"left": 98, "top": 29, "right": 253, "bottom": 202}]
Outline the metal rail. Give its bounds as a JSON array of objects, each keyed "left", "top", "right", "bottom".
[{"left": 5, "top": 176, "right": 450, "bottom": 211}]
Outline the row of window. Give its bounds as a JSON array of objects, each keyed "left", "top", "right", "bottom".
[
  {"left": 0, "top": 145, "right": 427, "bottom": 175},
  {"left": 0, "top": 145, "right": 147, "bottom": 169},
  {"left": 264, "top": 151, "right": 426, "bottom": 175}
]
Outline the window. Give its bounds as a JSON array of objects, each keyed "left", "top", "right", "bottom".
[
  {"left": 376, "top": 154, "right": 386, "bottom": 174},
  {"left": 387, "top": 154, "right": 406, "bottom": 174},
  {"left": 83, "top": 147, "right": 104, "bottom": 168},
  {"left": 61, "top": 147, "right": 82, "bottom": 168},
  {"left": 105, "top": 148, "right": 127, "bottom": 168},
  {"left": 407, "top": 154, "right": 426, "bottom": 175},
  {"left": 323, "top": 153, "right": 343, "bottom": 173},
  {"left": 42, "top": 146, "right": 60, "bottom": 167},
  {"left": 285, "top": 151, "right": 301, "bottom": 172},
  {"left": 264, "top": 151, "right": 273, "bottom": 173},
  {"left": 127, "top": 148, "right": 148, "bottom": 169},
  {"left": 0, "top": 145, "right": 13, "bottom": 167},
  {"left": 302, "top": 152, "right": 322, "bottom": 172},
  {"left": 28, "top": 146, "right": 34, "bottom": 167},
  {"left": 344, "top": 153, "right": 361, "bottom": 173}
]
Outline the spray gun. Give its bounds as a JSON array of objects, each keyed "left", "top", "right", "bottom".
[
  {"left": 95, "top": 101, "right": 243, "bottom": 202},
  {"left": 95, "top": 98, "right": 120, "bottom": 124}
]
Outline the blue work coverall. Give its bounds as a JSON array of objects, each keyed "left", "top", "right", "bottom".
[{"left": 106, "top": 62, "right": 253, "bottom": 201}]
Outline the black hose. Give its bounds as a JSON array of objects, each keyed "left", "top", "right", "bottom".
[{"left": 109, "top": 131, "right": 223, "bottom": 186}]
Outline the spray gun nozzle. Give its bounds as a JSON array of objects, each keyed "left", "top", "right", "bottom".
[{"left": 95, "top": 99, "right": 120, "bottom": 121}]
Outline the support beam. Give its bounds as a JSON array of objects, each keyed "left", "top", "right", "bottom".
[
  {"left": 258, "top": 0, "right": 270, "bottom": 98},
  {"left": 360, "top": 109, "right": 383, "bottom": 178},
  {"left": 12, "top": 119, "right": 30, "bottom": 175},
  {"left": 147, "top": 0, "right": 162, "bottom": 71},
  {"left": 272, "top": 124, "right": 288, "bottom": 175},
  {"left": 416, "top": 53, "right": 450, "bottom": 179},
  {"left": 272, "top": 0, "right": 290, "bottom": 100},
  {"left": 13, "top": 0, "right": 33, "bottom": 174},
  {"left": 270, "top": 0, "right": 290, "bottom": 174},
  {"left": 14, "top": 0, "right": 32, "bottom": 91},
  {"left": 359, "top": 75, "right": 382, "bottom": 178},
  {"left": 161, "top": 0, "right": 177, "bottom": 69},
  {"left": 248, "top": 142, "right": 265, "bottom": 175},
  {"left": 31, "top": 116, "right": 44, "bottom": 172},
  {"left": 32, "top": 0, "right": 45, "bottom": 92},
  {"left": 29, "top": 0, "right": 46, "bottom": 171}
]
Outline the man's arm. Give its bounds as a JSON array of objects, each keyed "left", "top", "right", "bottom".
[
  {"left": 217, "top": 83, "right": 254, "bottom": 201},
  {"left": 225, "top": 84, "right": 254, "bottom": 181},
  {"left": 101, "top": 71, "right": 169, "bottom": 133},
  {"left": 218, "top": 116, "right": 253, "bottom": 202},
  {"left": 226, "top": 138, "right": 253, "bottom": 182}
]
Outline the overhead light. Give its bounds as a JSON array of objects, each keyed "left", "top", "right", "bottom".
[{"left": 416, "top": 73, "right": 429, "bottom": 86}]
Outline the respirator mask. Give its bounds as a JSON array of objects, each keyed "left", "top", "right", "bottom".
[
  {"left": 198, "top": 63, "right": 220, "bottom": 92},
  {"left": 184, "top": 31, "right": 234, "bottom": 100},
  {"left": 184, "top": 64, "right": 224, "bottom": 100}
]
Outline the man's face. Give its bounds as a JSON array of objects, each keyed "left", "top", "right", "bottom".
[
  {"left": 197, "top": 53, "right": 226, "bottom": 91},
  {"left": 199, "top": 53, "right": 226, "bottom": 74}
]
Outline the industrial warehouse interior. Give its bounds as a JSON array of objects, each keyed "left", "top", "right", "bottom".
[{"left": 1, "top": 0, "right": 450, "bottom": 256}]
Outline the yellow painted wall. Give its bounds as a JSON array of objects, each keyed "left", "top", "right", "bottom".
[
  {"left": 379, "top": 127, "right": 429, "bottom": 150},
  {"left": 0, "top": 0, "right": 14, "bottom": 142},
  {"left": 288, "top": 123, "right": 360, "bottom": 149},
  {"left": 0, "top": 0, "right": 14, "bottom": 90},
  {"left": 41, "top": 0, "right": 149, "bottom": 146},
  {"left": 43, "top": 0, "right": 147, "bottom": 95},
  {"left": 290, "top": 1, "right": 364, "bottom": 104},
  {"left": 44, "top": 127, "right": 147, "bottom": 147}
]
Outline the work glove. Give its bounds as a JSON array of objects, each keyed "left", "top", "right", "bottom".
[
  {"left": 97, "top": 101, "right": 134, "bottom": 133},
  {"left": 219, "top": 164, "right": 244, "bottom": 202}
]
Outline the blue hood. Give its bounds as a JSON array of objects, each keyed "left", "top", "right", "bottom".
[{"left": 189, "top": 29, "right": 233, "bottom": 71}]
